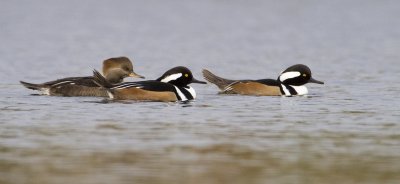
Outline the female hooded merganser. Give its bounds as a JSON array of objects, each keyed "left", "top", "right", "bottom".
[
  {"left": 202, "top": 64, "right": 324, "bottom": 96},
  {"left": 20, "top": 56, "right": 144, "bottom": 96},
  {"left": 93, "top": 66, "right": 206, "bottom": 102}
]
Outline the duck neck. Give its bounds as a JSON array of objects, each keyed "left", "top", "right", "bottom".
[
  {"left": 105, "top": 73, "right": 124, "bottom": 84},
  {"left": 280, "top": 84, "right": 308, "bottom": 96}
]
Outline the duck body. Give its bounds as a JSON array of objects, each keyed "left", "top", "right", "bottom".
[
  {"left": 203, "top": 64, "right": 324, "bottom": 96},
  {"left": 103, "top": 80, "right": 195, "bottom": 102},
  {"left": 20, "top": 76, "right": 107, "bottom": 96},
  {"left": 20, "top": 56, "right": 144, "bottom": 97},
  {"left": 93, "top": 66, "right": 205, "bottom": 102}
]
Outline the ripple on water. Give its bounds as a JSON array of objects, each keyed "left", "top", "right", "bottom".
[{"left": 1, "top": 0, "right": 400, "bottom": 184}]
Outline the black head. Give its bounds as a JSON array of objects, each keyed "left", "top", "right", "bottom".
[
  {"left": 103, "top": 56, "right": 144, "bottom": 81},
  {"left": 156, "top": 66, "right": 206, "bottom": 87},
  {"left": 278, "top": 64, "right": 324, "bottom": 86}
]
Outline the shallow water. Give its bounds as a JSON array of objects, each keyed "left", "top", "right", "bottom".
[{"left": 1, "top": 0, "right": 400, "bottom": 184}]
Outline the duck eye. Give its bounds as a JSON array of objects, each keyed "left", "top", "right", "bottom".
[
  {"left": 303, "top": 74, "right": 307, "bottom": 77},
  {"left": 185, "top": 74, "right": 189, "bottom": 77}
]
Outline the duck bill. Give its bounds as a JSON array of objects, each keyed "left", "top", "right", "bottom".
[
  {"left": 309, "top": 77, "right": 324, "bottom": 84},
  {"left": 191, "top": 77, "right": 207, "bottom": 84},
  {"left": 129, "top": 71, "right": 145, "bottom": 79}
]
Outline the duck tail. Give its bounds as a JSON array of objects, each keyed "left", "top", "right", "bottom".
[
  {"left": 92, "top": 70, "right": 113, "bottom": 88},
  {"left": 202, "top": 69, "right": 236, "bottom": 90},
  {"left": 92, "top": 69, "right": 117, "bottom": 99},
  {"left": 20, "top": 81, "right": 46, "bottom": 90}
]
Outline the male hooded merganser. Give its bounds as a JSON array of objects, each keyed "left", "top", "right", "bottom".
[
  {"left": 93, "top": 66, "right": 206, "bottom": 102},
  {"left": 20, "top": 56, "right": 144, "bottom": 96},
  {"left": 202, "top": 64, "right": 324, "bottom": 96}
]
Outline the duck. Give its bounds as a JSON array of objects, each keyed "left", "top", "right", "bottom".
[
  {"left": 202, "top": 64, "right": 324, "bottom": 96},
  {"left": 20, "top": 56, "right": 144, "bottom": 96},
  {"left": 92, "top": 66, "right": 206, "bottom": 102}
]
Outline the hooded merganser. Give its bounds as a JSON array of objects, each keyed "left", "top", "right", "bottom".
[
  {"left": 93, "top": 66, "right": 206, "bottom": 102},
  {"left": 202, "top": 64, "right": 324, "bottom": 96},
  {"left": 20, "top": 56, "right": 144, "bottom": 96}
]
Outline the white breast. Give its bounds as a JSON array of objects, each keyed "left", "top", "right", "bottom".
[
  {"left": 174, "top": 86, "right": 188, "bottom": 101},
  {"left": 185, "top": 86, "right": 197, "bottom": 99},
  {"left": 281, "top": 84, "right": 291, "bottom": 96},
  {"left": 173, "top": 86, "right": 197, "bottom": 101},
  {"left": 291, "top": 85, "right": 308, "bottom": 95},
  {"left": 280, "top": 84, "right": 308, "bottom": 96}
]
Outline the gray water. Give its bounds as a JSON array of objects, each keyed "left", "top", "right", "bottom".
[{"left": 1, "top": 0, "right": 400, "bottom": 184}]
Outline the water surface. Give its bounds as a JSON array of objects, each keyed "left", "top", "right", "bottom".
[{"left": 1, "top": 0, "right": 400, "bottom": 184}]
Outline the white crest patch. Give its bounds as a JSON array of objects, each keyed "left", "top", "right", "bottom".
[
  {"left": 291, "top": 85, "right": 308, "bottom": 95},
  {"left": 174, "top": 86, "right": 188, "bottom": 101},
  {"left": 185, "top": 86, "right": 196, "bottom": 99},
  {"left": 161, "top": 73, "right": 183, "bottom": 83},
  {"left": 279, "top": 71, "right": 301, "bottom": 82}
]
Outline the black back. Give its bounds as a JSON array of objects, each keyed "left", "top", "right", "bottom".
[
  {"left": 44, "top": 76, "right": 99, "bottom": 87},
  {"left": 254, "top": 79, "right": 281, "bottom": 86},
  {"left": 111, "top": 80, "right": 176, "bottom": 91}
]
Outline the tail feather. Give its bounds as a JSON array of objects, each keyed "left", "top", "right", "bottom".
[
  {"left": 20, "top": 81, "right": 46, "bottom": 90},
  {"left": 92, "top": 70, "right": 113, "bottom": 88},
  {"left": 92, "top": 69, "right": 116, "bottom": 99},
  {"left": 202, "top": 69, "right": 236, "bottom": 90}
]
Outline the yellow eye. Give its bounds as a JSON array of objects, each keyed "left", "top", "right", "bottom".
[
  {"left": 303, "top": 74, "right": 307, "bottom": 77},
  {"left": 185, "top": 74, "right": 189, "bottom": 77}
]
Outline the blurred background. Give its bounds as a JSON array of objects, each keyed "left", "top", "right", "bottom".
[{"left": 1, "top": 0, "right": 399, "bottom": 184}]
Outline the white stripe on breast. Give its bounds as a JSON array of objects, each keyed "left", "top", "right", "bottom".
[
  {"left": 174, "top": 86, "right": 188, "bottom": 101},
  {"left": 185, "top": 86, "right": 196, "bottom": 99},
  {"left": 281, "top": 84, "right": 291, "bottom": 96}
]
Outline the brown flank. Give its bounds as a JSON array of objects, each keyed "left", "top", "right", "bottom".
[
  {"left": 223, "top": 82, "right": 282, "bottom": 96},
  {"left": 113, "top": 88, "right": 178, "bottom": 102}
]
